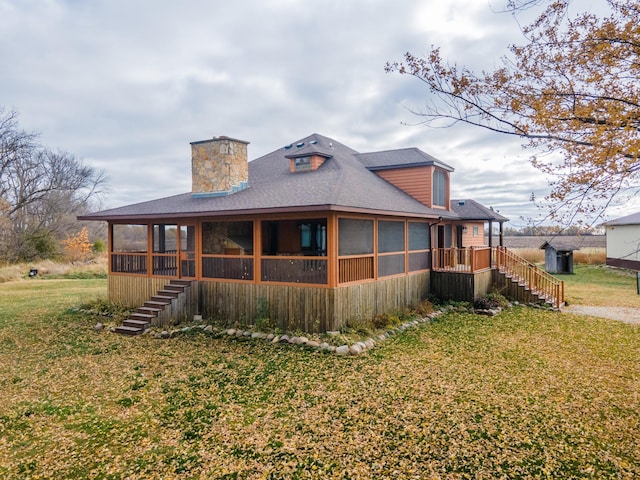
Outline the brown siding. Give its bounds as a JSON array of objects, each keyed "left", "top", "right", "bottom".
[
  {"left": 375, "top": 165, "right": 434, "bottom": 207},
  {"left": 197, "top": 272, "right": 430, "bottom": 332},
  {"left": 606, "top": 257, "right": 640, "bottom": 271},
  {"left": 462, "top": 222, "right": 485, "bottom": 247}
]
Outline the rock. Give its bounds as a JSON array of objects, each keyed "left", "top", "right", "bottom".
[
  {"left": 327, "top": 345, "right": 336, "bottom": 352},
  {"left": 94, "top": 322, "right": 104, "bottom": 332},
  {"left": 226, "top": 328, "right": 236, "bottom": 336},
  {"left": 335, "top": 345, "right": 350, "bottom": 356},
  {"left": 306, "top": 340, "right": 320, "bottom": 348},
  {"left": 278, "top": 335, "right": 290, "bottom": 343},
  {"left": 251, "top": 332, "right": 263, "bottom": 339},
  {"left": 267, "top": 333, "right": 275, "bottom": 341},
  {"left": 319, "top": 342, "right": 330, "bottom": 350},
  {"left": 193, "top": 314, "right": 203, "bottom": 322},
  {"left": 160, "top": 330, "right": 170, "bottom": 339},
  {"left": 379, "top": 335, "right": 386, "bottom": 342},
  {"left": 288, "top": 336, "right": 298, "bottom": 344},
  {"left": 272, "top": 336, "right": 281, "bottom": 344},
  {"left": 204, "top": 325, "right": 213, "bottom": 333},
  {"left": 181, "top": 327, "right": 190, "bottom": 333},
  {"left": 326, "top": 331, "right": 340, "bottom": 336},
  {"left": 356, "top": 341, "right": 367, "bottom": 351},
  {"left": 364, "top": 339, "right": 375, "bottom": 349},
  {"left": 243, "top": 331, "right": 252, "bottom": 337},
  {"left": 297, "top": 336, "right": 309, "bottom": 345},
  {"left": 235, "top": 330, "right": 244, "bottom": 337},
  {"left": 349, "top": 344, "right": 363, "bottom": 355}
]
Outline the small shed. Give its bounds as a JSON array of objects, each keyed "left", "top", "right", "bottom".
[{"left": 540, "top": 240, "right": 579, "bottom": 274}]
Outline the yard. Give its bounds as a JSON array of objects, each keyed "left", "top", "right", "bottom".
[{"left": 0, "top": 267, "right": 639, "bottom": 478}]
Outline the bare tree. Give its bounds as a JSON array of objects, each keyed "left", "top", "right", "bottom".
[{"left": 0, "top": 107, "right": 107, "bottom": 262}]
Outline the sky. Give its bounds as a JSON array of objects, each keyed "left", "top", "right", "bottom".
[{"left": 0, "top": 0, "right": 622, "bottom": 227}]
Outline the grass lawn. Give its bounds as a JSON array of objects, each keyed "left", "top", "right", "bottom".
[
  {"left": 561, "top": 264, "right": 640, "bottom": 308},
  {"left": 0, "top": 273, "right": 639, "bottom": 478}
]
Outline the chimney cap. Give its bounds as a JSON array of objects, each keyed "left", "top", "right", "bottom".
[{"left": 190, "top": 136, "right": 250, "bottom": 146}]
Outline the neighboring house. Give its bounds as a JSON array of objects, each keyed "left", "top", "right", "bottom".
[
  {"left": 80, "top": 133, "right": 512, "bottom": 333},
  {"left": 603, "top": 212, "right": 640, "bottom": 270},
  {"left": 450, "top": 199, "right": 508, "bottom": 249}
]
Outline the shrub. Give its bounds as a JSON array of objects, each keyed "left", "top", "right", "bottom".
[{"left": 474, "top": 292, "right": 510, "bottom": 310}]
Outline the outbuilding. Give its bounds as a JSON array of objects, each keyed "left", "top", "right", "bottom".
[{"left": 540, "top": 240, "right": 579, "bottom": 274}]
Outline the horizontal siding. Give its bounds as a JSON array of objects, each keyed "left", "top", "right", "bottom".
[{"left": 376, "top": 166, "right": 433, "bottom": 207}]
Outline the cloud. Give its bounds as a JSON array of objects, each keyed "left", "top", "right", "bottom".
[{"left": 0, "top": 0, "right": 565, "bottom": 222}]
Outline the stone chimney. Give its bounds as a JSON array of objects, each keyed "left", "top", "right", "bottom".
[{"left": 190, "top": 136, "right": 249, "bottom": 197}]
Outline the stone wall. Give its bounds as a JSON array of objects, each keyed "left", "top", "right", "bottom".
[{"left": 191, "top": 136, "right": 249, "bottom": 196}]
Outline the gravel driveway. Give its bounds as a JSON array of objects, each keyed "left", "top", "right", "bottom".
[{"left": 562, "top": 305, "right": 640, "bottom": 325}]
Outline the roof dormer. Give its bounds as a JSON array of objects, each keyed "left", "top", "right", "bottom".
[{"left": 285, "top": 140, "right": 333, "bottom": 173}]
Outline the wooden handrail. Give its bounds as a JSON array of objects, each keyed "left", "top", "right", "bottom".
[{"left": 494, "top": 246, "right": 564, "bottom": 308}]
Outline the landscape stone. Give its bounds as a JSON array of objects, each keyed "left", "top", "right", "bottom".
[
  {"left": 267, "top": 334, "right": 275, "bottom": 341},
  {"left": 335, "top": 345, "right": 350, "bottom": 356},
  {"left": 226, "top": 328, "right": 236, "bottom": 336},
  {"left": 306, "top": 340, "right": 320, "bottom": 348},
  {"left": 204, "top": 325, "right": 213, "bottom": 333},
  {"left": 278, "top": 335, "right": 290, "bottom": 343},
  {"left": 349, "top": 344, "right": 363, "bottom": 355}
]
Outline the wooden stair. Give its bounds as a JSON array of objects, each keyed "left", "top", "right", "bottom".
[
  {"left": 115, "top": 280, "right": 192, "bottom": 335},
  {"left": 494, "top": 247, "right": 564, "bottom": 308}
]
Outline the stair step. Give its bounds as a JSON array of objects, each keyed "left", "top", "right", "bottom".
[
  {"left": 137, "top": 306, "right": 162, "bottom": 315},
  {"left": 129, "top": 312, "right": 155, "bottom": 321},
  {"left": 157, "top": 289, "right": 179, "bottom": 298},
  {"left": 123, "top": 318, "right": 151, "bottom": 329},
  {"left": 114, "top": 325, "right": 145, "bottom": 336},
  {"left": 164, "top": 285, "right": 185, "bottom": 293},
  {"left": 144, "top": 300, "right": 168, "bottom": 309},
  {"left": 150, "top": 295, "right": 174, "bottom": 303},
  {"left": 169, "top": 280, "right": 192, "bottom": 287}
]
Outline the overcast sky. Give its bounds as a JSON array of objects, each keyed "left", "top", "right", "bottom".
[{"left": 1, "top": 0, "right": 622, "bottom": 226}]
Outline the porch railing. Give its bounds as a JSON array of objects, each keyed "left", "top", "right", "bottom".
[
  {"left": 432, "top": 247, "right": 491, "bottom": 273},
  {"left": 494, "top": 246, "right": 564, "bottom": 308}
]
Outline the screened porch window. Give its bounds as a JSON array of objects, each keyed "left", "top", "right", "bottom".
[
  {"left": 111, "top": 224, "right": 148, "bottom": 274},
  {"left": 338, "top": 218, "right": 374, "bottom": 283},
  {"left": 378, "top": 220, "right": 405, "bottom": 277},
  {"left": 408, "top": 221, "right": 431, "bottom": 272},
  {"left": 260, "top": 219, "right": 327, "bottom": 284},
  {"left": 202, "top": 221, "right": 254, "bottom": 280}
]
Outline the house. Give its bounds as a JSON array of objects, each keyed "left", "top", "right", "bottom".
[
  {"left": 603, "top": 212, "right": 640, "bottom": 270},
  {"left": 80, "top": 133, "right": 525, "bottom": 333},
  {"left": 449, "top": 199, "right": 508, "bottom": 249}
]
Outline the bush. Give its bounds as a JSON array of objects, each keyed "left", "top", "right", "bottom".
[{"left": 474, "top": 292, "right": 510, "bottom": 310}]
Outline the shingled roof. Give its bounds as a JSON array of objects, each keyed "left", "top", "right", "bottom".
[
  {"left": 450, "top": 199, "right": 508, "bottom": 222},
  {"left": 80, "top": 133, "right": 459, "bottom": 221}
]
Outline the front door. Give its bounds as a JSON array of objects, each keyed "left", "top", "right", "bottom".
[{"left": 178, "top": 224, "right": 196, "bottom": 278}]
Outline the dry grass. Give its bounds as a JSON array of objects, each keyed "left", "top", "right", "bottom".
[
  {"left": 0, "top": 255, "right": 107, "bottom": 283},
  {"left": 0, "top": 267, "right": 639, "bottom": 478},
  {"left": 510, "top": 247, "right": 606, "bottom": 265}
]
